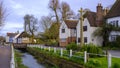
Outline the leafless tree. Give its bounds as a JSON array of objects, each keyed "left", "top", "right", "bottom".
[
  {"left": 24, "top": 14, "right": 38, "bottom": 38},
  {"left": 0, "top": 1, "right": 7, "bottom": 30},
  {"left": 60, "top": 2, "right": 74, "bottom": 21},
  {"left": 49, "top": 0, "right": 60, "bottom": 23}
]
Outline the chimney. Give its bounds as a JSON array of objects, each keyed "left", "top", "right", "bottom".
[
  {"left": 103, "top": 7, "right": 109, "bottom": 16},
  {"left": 96, "top": 3, "right": 103, "bottom": 26}
]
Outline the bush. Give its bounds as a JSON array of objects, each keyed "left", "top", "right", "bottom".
[
  {"left": 66, "top": 42, "right": 78, "bottom": 50},
  {"left": 112, "top": 63, "right": 120, "bottom": 68},
  {"left": 46, "top": 39, "right": 58, "bottom": 46},
  {"left": 81, "top": 43, "right": 103, "bottom": 57}
]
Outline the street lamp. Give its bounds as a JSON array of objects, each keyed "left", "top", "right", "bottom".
[{"left": 78, "top": 8, "right": 84, "bottom": 47}]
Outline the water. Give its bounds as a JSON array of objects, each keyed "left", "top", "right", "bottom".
[{"left": 22, "top": 52, "right": 45, "bottom": 68}]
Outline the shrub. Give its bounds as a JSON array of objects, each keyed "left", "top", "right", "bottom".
[
  {"left": 81, "top": 43, "right": 103, "bottom": 57},
  {"left": 66, "top": 42, "right": 78, "bottom": 50},
  {"left": 112, "top": 63, "right": 120, "bottom": 68}
]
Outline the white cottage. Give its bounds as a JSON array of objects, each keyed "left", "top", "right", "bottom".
[
  {"left": 59, "top": 3, "right": 109, "bottom": 46},
  {"left": 106, "top": 0, "right": 120, "bottom": 42},
  {"left": 59, "top": 20, "right": 78, "bottom": 46},
  {"left": 76, "top": 11, "right": 103, "bottom": 46}
]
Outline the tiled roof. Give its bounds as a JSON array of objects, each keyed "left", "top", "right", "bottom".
[
  {"left": 17, "top": 31, "right": 30, "bottom": 38},
  {"left": 84, "top": 11, "right": 97, "bottom": 27},
  {"left": 7, "top": 33, "right": 18, "bottom": 37},
  {"left": 64, "top": 20, "right": 78, "bottom": 29},
  {"left": 106, "top": 0, "right": 120, "bottom": 18}
]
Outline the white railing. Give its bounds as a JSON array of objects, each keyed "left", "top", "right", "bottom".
[
  {"left": 10, "top": 45, "right": 15, "bottom": 68},
  {"left": 28, "top": 44, "right": 120, "bottom": 68}
]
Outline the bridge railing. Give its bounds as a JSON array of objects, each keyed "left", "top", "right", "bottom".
[{"left": 10, "top": 44, "right": 15, "bottom": 68}]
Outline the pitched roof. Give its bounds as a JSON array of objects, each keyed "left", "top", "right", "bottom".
[
  {"left": 106, "top": 0, "right": 120, "bottom": 18},
  {"left": 17, "top": 31, "right": 30, "bottom": 38},
  {"left": 83, "top": 11, "right": 97, "bottom": 27},
  {"left": 7, "top": 33, "right": 18, "bottom": 37},
  {"left": 64, "top": 20, "right": 78, "bottom": 29}
]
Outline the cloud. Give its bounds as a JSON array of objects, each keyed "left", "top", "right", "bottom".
[{"left": 3, "top": 21, "right": 23, "bottom": 30}]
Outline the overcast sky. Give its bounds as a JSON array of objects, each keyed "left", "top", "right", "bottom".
[{"left": 0, "top": 0, "right": 116, "bottom": 36}]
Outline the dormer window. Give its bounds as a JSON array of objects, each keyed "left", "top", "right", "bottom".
[{"left": 62, "top": 29, "right": 65, "bottom": 33}]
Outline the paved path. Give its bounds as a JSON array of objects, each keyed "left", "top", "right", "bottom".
[
  {"left": 109, "top": 50, "right": 120, "bottom": 58},
  {"left": 0, "top": 45, "right": 11, "bottom": 68}
]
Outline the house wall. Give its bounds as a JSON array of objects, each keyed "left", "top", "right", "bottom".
[
  {"left": 59, "top": 21, "right": 77, "bottom": 46},
  {"left": 59, "top": 22, "right": 70, "bottom": 39},
  {"left": 6, "top": 36, "right": 9, "bottom": 43},
  {"left": 76, "top": 18, "right": 103, "bottom": 46},
  {"left": 59, "top": 22, "right": 69, "bottom": 46},
  {"left": 6, "top": 36, "right": 14, "bottom": 43},
  {"left": 22, "top": 38, "right": 30, "bottom": 43},
  {"left": 107, "top": 16, "right": 120, "bottom": 41}
]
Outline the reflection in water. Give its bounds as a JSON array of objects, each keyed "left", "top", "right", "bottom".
[{"left": 22, "top": 53, "right": 45, "bottom": 68}]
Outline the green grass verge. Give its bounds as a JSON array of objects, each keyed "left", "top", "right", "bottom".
[
  {"left": 15, "top": 50, "right": 28, "bottom": 68},
  {"left": 28, "top": 47, "right": 120, "bottom": 68}
]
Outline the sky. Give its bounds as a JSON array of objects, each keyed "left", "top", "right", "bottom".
[{"left": 0, "top": 0, "right": 116, "bottom": 36}]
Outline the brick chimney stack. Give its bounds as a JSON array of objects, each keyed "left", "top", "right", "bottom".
[
  {"left": 96, "top": 3, "right": 103, "bottom": 26},
  {"left": 103, "top": 7, "right": 109, "bottom": 16}
]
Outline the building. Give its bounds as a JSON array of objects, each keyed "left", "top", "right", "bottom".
[
  {"left": 6, "top": 33, "right": 18, "bottom": 43},
  {"left": 59, "top": 20, "right": 78, "bottom": 46},
  {"left": 106, "top": 0, "right": 120, "bottom": 42},
  {"left": 59, "top": 3, "right": 107, "bottom": 46},
  {"left": 15, "top": 32, "right": 31, "bottom": 43},
  {"left": 76, "top": 11, "right": 103, "bottom": 46}
]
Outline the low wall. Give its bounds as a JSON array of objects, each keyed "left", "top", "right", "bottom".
[{"left": 27, "top": 47, "right": 84, "bottom": 68}]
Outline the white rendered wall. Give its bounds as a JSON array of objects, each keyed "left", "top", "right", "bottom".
[
  {"left": 76, "top": 18, "right": 103, "bottom": 46},
  {"left": 107, "top": 16, "right": 120, "bottom": 41},
  {"left": 59, "top": 22, "right": 70, "bottom": 39}
]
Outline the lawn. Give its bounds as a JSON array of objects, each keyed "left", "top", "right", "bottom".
[{"left": 89, "top": 57, "right": 120, "bottom": 68}]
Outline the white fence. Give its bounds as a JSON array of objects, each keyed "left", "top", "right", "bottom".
[
  {"left": 10, "top": 45, "right": 15, "bottom": 68},
  {"left": 28, "top": 44, "right": 120, "bottom": 68}
]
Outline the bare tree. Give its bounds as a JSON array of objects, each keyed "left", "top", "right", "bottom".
[
  {"left": 0, "top": 1, "right": 7, "bottom": 30},
  {"left": 49, "top": 0, "right": 60, "bottom": 23},
  {"left": 24, "top": 14, "right": 38, "bottom": 42},
  {"left": 60, "top": 2, "right": 74, "bottom": 21},
  {"left": 40, "top": 15, "right": 52, "bottom": 31}
]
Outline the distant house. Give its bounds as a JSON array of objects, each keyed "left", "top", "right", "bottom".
[
  {"left": 105, "top": 0, "right": 120, "bottom": 42},
  {"left": 6, "top": 33, "right": 18, "bottom": 43},
  {"left": 59, "top": 20, "right": 78, "bottom": 46},
  {"left": 15, "top": 32, "right": 31, "bottom": 43},
  {"left": 59, "top": 3, "right": 107, "bottom": 46}
]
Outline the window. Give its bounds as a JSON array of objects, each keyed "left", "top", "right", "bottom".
[
  {"left": 116, "top": 20, "right": 119, "bottom": 27},
  {"left": 109, "top": 20, "right": 119, "bottom": 27},
  {"left": 111, "top": 35, "right": 117, "bottom": 41},
  {"left": 83, "top": 26, "right": 87, "bottom": 31},
  {"left": 78, "top": 38, "right": 80, "bottom": 43},
  {"left": 60, "top": 38, "right": 66, "bottom": 42},
  {"left": 62, "top": 29, "right": 65, "bottom": 33},
  {"left": 84, "top": 37, "right": 87, "bottom": 43}
]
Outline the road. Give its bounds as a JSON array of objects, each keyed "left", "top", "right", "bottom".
[
  {"left": 0, "top": 45, "right": 11, "bottom": 68},
  {"left": 109, "top": 50, "right": 120, "bottom": 58}
]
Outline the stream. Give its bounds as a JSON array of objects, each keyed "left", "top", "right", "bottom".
[{"left": 21, "top": 52, "right": 45, "bottom": 68}]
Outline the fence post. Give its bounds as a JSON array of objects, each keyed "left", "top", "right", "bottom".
[
  {"left": 70, "top": 49, "right": 72, "bottom": 57},
  {"left": 44, "top": 46, "right": 46, "bottom": 50},
  {"left": 84, "top": 51, "right": 87, "bottom": 64},
  {"left": 41, "top": 46, "right": 43, "bottom": 49},
  {"left": 49, "top": 47, "right": 51, "bottom": 51},
  {"left": 54, "top": 47, "right": 56, "bottom": 53},
  {"left": 61, "top": 48, "right": 63, "bottom": 56},
  {"left": 108, "top": 53, "right": 111, "bottom": 68}
]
